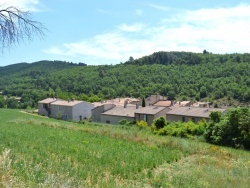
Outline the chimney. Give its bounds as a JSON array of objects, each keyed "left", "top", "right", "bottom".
[
  {"left": 136, "top": 103, "right": 139, "bottom": 109},
  {"left": 124, "top": 99, "right": 128, "bottom": 108}
]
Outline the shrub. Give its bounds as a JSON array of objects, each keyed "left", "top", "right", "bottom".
[
  {"left": 136, "top": 120, "right": 148, "bottom": 129},
  {"left": 119, "top": 119, "right": 128, "bottom": 125},
  {"left": 119, "top": 119, "right": 135, "bottom": 126},
  {"left": 157, "top": 120, "right": 206, "bottom": 138},
  {"left": 152, "top": 116, "right": 168, "bottom": 130}
]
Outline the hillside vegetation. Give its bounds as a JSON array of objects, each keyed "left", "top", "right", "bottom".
[
  {"left": 1, "top": 52, "right": 250, "bottom": 109},
  {"left": 0, "top": 109, "right": 250, "bottom": 187}
]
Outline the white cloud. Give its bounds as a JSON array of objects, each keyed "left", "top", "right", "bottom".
[
  {"left": 149, "top": 4, "right": 170, "bottom": 11},
  {"left": 0, "top": 0, "right": 41, "bottom": 11},
  {"left": 117, "top": 23, "right": 145, "bottom": 32},
  {"left": 44, "top": 4, "right": 250, "bottom": 65}
]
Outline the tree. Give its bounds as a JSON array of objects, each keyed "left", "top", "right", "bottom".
[
  {"left": 142, "top": 97, "right": 146, "bottom": 107},
  {"left": 129, "top": 56, "right": 134, "bottom": 62},
  {"left": 0, "top": 95, "right": 5, "bottom": 108},
  {"left": 0, "top": 6, "right": 45, "bottom": 50}
]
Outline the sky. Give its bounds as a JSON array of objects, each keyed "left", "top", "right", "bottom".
[{"left": 0, "top": 0, "right": 250, "bottom": 66}]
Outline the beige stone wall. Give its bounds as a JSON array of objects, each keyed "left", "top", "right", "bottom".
[
  {"left": 38, "top": 103, "right": 49, "bottom": 116},
  {"left": 100, "top": 114, "right": 134, "bottom": 125},
  {"left": 135, "top": 114, "right": 154, "bottom": 125},
  {"left": 166, "top": 114, "right": 208, "bottom": 123},
  {"left": 92, "top": 104, "right": 115, "bottom": 122},
  {"left": 50, "top": 105, "right": 73, "bottom": 120}
]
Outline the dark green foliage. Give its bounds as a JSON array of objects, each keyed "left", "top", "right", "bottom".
[
  {"left": 154, "top": 120, "right": 206, "bottom": 138},
  {"left": 142, "top": 97, "right": 146, "bottom": 107},
  {"left": 119, "top": 119, "right": 128, "bottom": 125},
  {"left": 0, "top": 95, "right": 5, "bottom": 108},
  {"left": 119, "top": 119, "right": 136, "bottom": 126},
  {"left": 204, "top": 107, "right": 250, "bottom": 149},
  {"left": 153, "top": 116, "right": 168, "bottom": 129},
  {"left": 1, "top": 52, "right": 250, "bottom": 109}
]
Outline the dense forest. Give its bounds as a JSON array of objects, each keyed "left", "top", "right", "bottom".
[{"left": 1, "top": 51, "right": 250, "bottom": 109}]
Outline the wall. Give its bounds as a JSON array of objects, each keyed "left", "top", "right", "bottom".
[
  {"left": 100, "top": 114, "right": 134, "bottom": 125},
  {"left": 145, "top": 95, "right": 167, "bottom": 106},
  {"left": 38, "top": 103, "right": 49, "bottom": 116},
  {"left": 81, "top": 101, "right": 94, "bottom": 119},
  {"left": 166, "top": 114, "right": 208, "bottom": 123},
  {"left": 92, "top": 104, "right": 115, "bottom": 122},
  {"left": 135, "top": 107, "right": 171, "bottom": 125},
  {"left": 50, "top": 105, "right": 73, "bottom": 120}
]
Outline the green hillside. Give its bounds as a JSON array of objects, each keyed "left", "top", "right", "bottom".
[
  {"left": 1, "top": 51, "right": 250, "bottom": 108},
  {"left": 0, "top": 109, "right": 249, "bottom": 187}
]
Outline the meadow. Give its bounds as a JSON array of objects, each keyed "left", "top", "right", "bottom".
[{"left": 0, "top": 109, "right": 250, "bottom": 187}]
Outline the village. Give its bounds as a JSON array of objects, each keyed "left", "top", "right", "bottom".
[{"left": 38, "top": 94, "right": 227, "bottom": 125}]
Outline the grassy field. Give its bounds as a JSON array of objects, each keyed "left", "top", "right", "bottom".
[{"left": 0, "top": 109, "right": 250, "bottom": 187}]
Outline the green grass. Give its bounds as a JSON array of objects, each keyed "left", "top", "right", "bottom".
[{"left": 0, "top": 109, "right": 250, "bottom": 187}]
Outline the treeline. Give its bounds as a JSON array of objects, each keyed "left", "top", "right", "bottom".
[{"left": 1, "top": 52, "right": 250, "bottom": 109}]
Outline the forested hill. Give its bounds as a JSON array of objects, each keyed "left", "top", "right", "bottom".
[
  {"left": 1, "top": 51, "right": 250, "bottom": 109},
  {"left": 125, "top": 51, "right": 250, "bottom": 65}
]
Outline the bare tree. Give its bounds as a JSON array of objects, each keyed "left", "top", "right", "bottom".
[{"left": 0, "top": 6, "right": 45, "bottom": 51}]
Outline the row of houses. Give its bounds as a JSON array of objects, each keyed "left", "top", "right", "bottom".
[{"left": 38, "top": 95, "right": 227, "bottom": 125}]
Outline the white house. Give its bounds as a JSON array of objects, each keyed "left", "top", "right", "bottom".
[{"left": 38, "top": 98, "right": 94, "bottom": 121}]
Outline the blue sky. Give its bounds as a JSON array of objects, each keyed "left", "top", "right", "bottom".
[{"left": 0, "top": 0, "right": 250, "bottom": 66}]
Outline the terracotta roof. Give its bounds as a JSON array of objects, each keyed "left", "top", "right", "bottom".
[
  {"left": 179, "top": 101, "right": 190, "bottom": 106},
  {"left": 38, "top": 98, "right": 57, "bottom": 104},
  {"left": 154, "top": 100, "right": 172, "bottom": 107},
  {"left": 51, "top": 100, "right": 83, "bottom": 107},
  {"left": 166, "top": 107, "right": 226, "bottom": 118}
]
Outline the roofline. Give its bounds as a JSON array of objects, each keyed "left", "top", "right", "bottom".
[
  {"left": 100, "top": 113, "right": 135, "bottom": 118},
  {"left": 166, "top": 114, "right": 210, "bottom": 118},
  {"left": 135, "top": 107, "right": 169, "bottom": 115}
]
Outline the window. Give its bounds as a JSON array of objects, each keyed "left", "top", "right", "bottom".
[
  {"left": 106, "top": 120, "right": 110, "bottom": 124},
  {"left": 143, "top": 114, "right": 147, "bottom": 122},
  {"left": 64, "top": 114, "right": 68, "bottom": 120},
  {"left": 192, "top": 117, "right": 195, "bottom": 122},
  {"left": 182, "top": 117, "right": 185, "bottom": 122}
]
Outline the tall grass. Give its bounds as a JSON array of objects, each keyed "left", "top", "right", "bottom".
[{"left": 0, "top": 109, "right": 250, "bottom": 187}]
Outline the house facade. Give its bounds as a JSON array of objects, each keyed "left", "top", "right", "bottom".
[
  {"left": 38, "top": 98, "right": 94, "bottom": 121},
  {"left": 145, "top": 94, "right": 167, "bottom": 106},
  {"left": 166, "top": 107, "right": 227, "bottom": 123},
  {"left": 91, "top": 103, "right": 116, "bottom": 122},
  {"left": 99, "top": 106, "right": 137, "bottom": 125},
  {"left": 38, "top": 98, "right": 58, "bottom": 116},
  {"left": 135, "top": 106, "right": 171, "bottom": 125},
  {"left": 95, "top": 104, "right": 170, "bottom": 125},
  {"left": 50, "top": 100, "right": 94, "bottom": 121}
]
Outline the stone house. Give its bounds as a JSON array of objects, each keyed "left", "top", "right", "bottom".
[
  {"left": 166, "top": 107, "right": 227, "bottom": 123},
  {"left": 38, "top": 98, "right": 94, "bottom": 121}
]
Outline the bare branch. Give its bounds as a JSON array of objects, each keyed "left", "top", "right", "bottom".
[{"left": 0, "top": 6, "right": 46, "bottom": 51}]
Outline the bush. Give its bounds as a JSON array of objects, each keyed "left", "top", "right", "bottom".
[
  {"left": 119, "top": 119, "right": 128, "bottom": 125},
  {"left": 157, "top": 121, "right": 206, "bottom": 138},
  {"left": 119, "top": 119, "right": 135, "bottom": 126},
  {"left": 136, "top": 120, "right": 148, "bottom": 129},
  {"left": 152, "top": 116, "right": 168, "bottom": 129}
]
